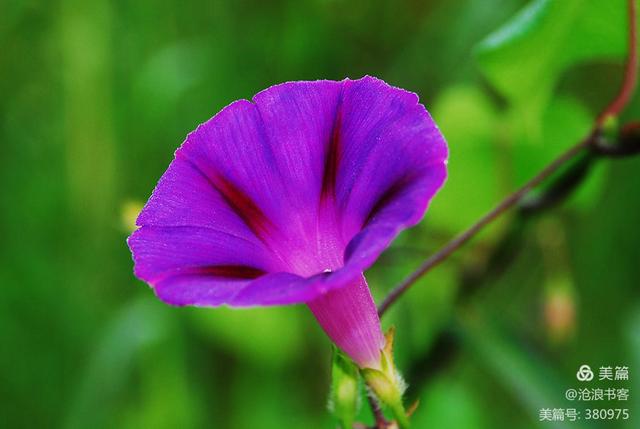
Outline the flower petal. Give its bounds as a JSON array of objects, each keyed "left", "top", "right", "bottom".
[
  {"left": 176, "top": 99, "right": 292, "bottom": 248},
  {"left": 128, "top": 226, "right": 278, "bottom": 305},
  {"left": 129, "top": 76, "right": 447, "bottom": 306},
  {"left": 343, "top": 164, "right": 447, "bottom": 274},
  {"left": 229, "top": 271, "right": 327, "bottom": 306},
  {"left": 334, "top": 76, "right": 447, "bottom": 238},
  {"left": 251, "top": 80, "right": 343, "bottom": 231},
  {"left": 137, "top": 157, "right": 262, "bottom": 240},
  {"left": 250, "top": 76, "right": 448, "bottom": 274}
]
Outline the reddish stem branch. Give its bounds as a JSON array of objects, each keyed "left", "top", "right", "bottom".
[
  {"left": 378, "top": 0, "right": 638, "bottom": 317},
  {"left": 378, "top": 136, "right": 592, "bottom": 316},
  {"left": 367, "top": 394, "right": 388, "bottom": 429}
]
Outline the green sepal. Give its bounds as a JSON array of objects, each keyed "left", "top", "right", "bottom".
[
  {"left": 361, "top": 327, "right": 411, "bottom": 428},
  {"left": 329, "top": 346, "right": 361, "bottom": 429}
]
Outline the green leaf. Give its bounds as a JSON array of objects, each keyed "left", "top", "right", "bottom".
[
  {"left": 430, "top": 84, "right": 501, "bottom": 233},
  {"left": 476, "top": 0, "right": 627, "bottom": 104},
  {"left": 476, "top": 0, "right": 628, "bottom": 130},
  {"left": 512, "top": 95, "right": 590, "bottom": 178}
]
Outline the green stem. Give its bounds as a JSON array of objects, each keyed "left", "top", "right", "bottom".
[
  {"left": 390, "top": 401, "right": 410, "bottom": 429},
  {"left": 339, "top": 418, "right": 353, "bottom": 429}
]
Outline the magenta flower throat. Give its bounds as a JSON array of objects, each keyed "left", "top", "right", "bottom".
[{"left": 128, "top": 76, "right": 447, "bottom": 369}]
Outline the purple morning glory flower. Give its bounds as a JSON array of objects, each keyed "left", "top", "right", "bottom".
[{"left": 128, "top": 76, "right": 447, "bottom": 369}]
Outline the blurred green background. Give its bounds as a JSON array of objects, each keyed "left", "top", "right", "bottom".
[{"left": 2, "top": 0, "right": 639, "bottom": 427}]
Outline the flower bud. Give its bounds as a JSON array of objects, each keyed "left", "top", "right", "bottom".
[{"left": 329, "top": 347, "right": 360, "bottom": 429}]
